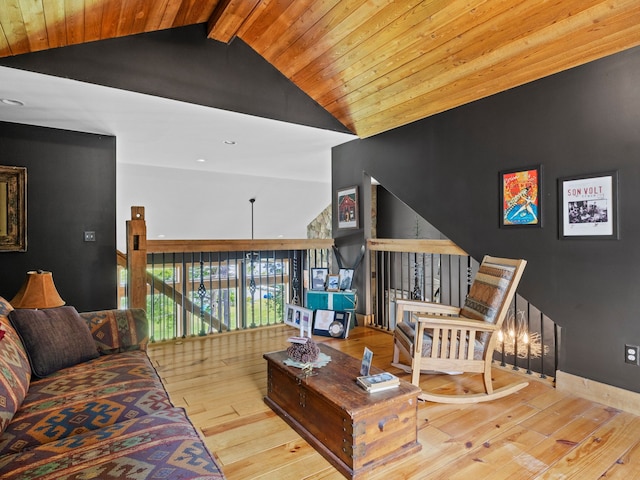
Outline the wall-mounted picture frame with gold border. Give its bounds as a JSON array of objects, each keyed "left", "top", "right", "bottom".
[{"left": 0, "top": 166, "right": 26, "bottom": 252}]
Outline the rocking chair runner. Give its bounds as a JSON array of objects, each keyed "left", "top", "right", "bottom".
[{"left": 392, "top": 255, "right": 528, "bottom": 403}]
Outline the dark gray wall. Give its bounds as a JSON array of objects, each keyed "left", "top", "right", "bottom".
[
  {"left": 0, "top": 24, "right": 349, "bottom": 135},
  {"left": 376, "top": 187, "right": 445, "bottom": 240},
  {"left": 0, "top": 122, "right": 116, "bottom": 312},
  {"left": 333, "top": 46, "right": 640, "bottom": 393}
]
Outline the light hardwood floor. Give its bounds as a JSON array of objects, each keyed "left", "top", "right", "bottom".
[{"left": 148, "top": 325, "right": 640, "bottom": 479}]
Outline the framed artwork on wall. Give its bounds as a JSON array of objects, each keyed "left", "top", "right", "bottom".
[
  {"left": 558, "top": 171, "right": 618, "bottom": 240},
  {"left": 499, "top": 165, "right": 542, "bottom": 228},
  {"left": 0, "top": 165, "right": 27, "bottom": 252},
  {"left": 337, "top": 185, "right": 359, "bottom": 229}
]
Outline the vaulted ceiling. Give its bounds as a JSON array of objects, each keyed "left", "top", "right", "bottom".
[{"left": 1, "top": 0, "right": 639, "bottom": 138}]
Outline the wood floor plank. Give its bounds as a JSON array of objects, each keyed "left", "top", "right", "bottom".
[
  {"left": 519, "top": 395, "right": 597, "bottom": 436},
  {"left": 540, "top": 413, "right": 640, "bottom": 479},
  {"left": 214, "top": 427, "right": 302, "bottom": 465},
  {"left": 517, "top": 414, "right": 614, "bottom": 472},
  {"left": 147, "top": 325, "right": 640, "bottom": 479},
  {"left": 222, "top": 439, "right": 320, "bottom": 479},
  {"left": 251, "top": 451, "right": 334, "bottom": 480},
  {"left": 599, "top": 438, "right": 640, "bottom": 479}
]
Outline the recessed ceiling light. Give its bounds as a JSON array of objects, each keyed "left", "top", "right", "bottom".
[
  {"left": 158, "top": 234, "right": 165, "bottom": 238},
  {"left": 223, "top": 140, "right": 237, "bottom": 145},
  {"left": 196, "top": 158, "right": 206, "bottom": 163},
  {"left": 1, "top": 98, "right": 24, "bottom": 106}
]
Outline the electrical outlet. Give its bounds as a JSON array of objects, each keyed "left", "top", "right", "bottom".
[
  {"left": 624, "top": 344, "right": 639, "bottom": 365},
  {"left": 83, "top": 231, "right": 96, "bottom": 242}
]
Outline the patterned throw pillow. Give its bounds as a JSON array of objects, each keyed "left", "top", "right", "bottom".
[
  {"left": 0, "top": 296, "right": 31, "bottom": 434},
  {"left": 9, "top": 306, "right": 99, "bottom": 378},
  {"left": 80, "top": 308, "right": 149, "bottom": 354},
  {"left": 460, "top": 262, "right": 516, "bottom": 324}
]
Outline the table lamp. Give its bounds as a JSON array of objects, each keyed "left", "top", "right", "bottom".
[{"left": 10, "top": 270, "right": 66, "bottom": 309}]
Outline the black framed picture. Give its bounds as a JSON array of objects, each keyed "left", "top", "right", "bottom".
[
  {"left": 310, "top": 268, "right": 328, "bottom": 290},
  {"left": 337, "top": 186, "right": 359, "bottom": 229},
  {"left": 559, "top": 171, "right": 618, "bottom": 239},
  {"left": 499, "top": 165, "right": 542, "bottom": 228},
  {"left": 312, "top": 309, "right": 350, "bottom": 339},
  {"left": 338, "top": 268, "right": 354, "bottom": 290}
]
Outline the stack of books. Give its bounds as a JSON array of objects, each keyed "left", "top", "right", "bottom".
[{"left": 356, "top": 372, "right": 400, "bottom": 393}]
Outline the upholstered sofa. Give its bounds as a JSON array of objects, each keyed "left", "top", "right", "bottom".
[{"left": 0, "top": 296, "right": 226, "bottom": 479}]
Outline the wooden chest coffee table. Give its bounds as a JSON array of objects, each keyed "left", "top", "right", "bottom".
[{"left": 264, "top": 343, "right": 421, "bottom": 479}]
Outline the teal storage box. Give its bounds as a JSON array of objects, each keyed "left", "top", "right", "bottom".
[{"left": 306, "top": 291, "right": 357, "bottom": 327}]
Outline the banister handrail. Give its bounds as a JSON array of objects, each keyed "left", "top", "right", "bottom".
[
  {"left": 146, "top": 238, "right": 334, "bottom": 253},
  {"left": 124, "top": 206, "right": 335, "bottom": 338},
  {"left": 367, "top": 238, "right": 467, "bottom": 255}
]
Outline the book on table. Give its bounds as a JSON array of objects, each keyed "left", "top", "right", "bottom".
[{"left": 356, "top": 372, "right": 400, "bottom": 392}]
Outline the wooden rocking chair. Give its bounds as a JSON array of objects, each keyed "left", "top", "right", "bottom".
[{"left": 392, "top": 255, "right": 528, "bottom": 403}]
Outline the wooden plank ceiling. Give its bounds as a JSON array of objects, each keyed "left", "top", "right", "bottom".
[{"left": 1, "top": 1, "right": 640, "bottom": 138}]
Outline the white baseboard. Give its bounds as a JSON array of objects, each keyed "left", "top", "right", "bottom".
[{"left": 556, "top": 370, "right": 640, "bottom": 416}]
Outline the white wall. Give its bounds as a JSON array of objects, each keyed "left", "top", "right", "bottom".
[{"left": 116, "top": 163, "right": 331, "bottom": 250}]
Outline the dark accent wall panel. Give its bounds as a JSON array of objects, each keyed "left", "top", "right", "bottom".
[
  {"left": 377, "top": 186, "right": 445, "bottom": 240},
  {"left": 0, "top": 122, "right": 116, "bottom": 312},
  {"left": 0, "top": 24, "right": 350, "bottom": 134},
  {"left": 332, "top": 45, "right": 640, "bottom": 393}
]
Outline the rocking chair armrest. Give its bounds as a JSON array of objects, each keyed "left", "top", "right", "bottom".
[
  {"left": 395, "top": 299, "right": 461, "bottom": 316},
  {"left": 415, "top": 314, "right": 499, "bottom": 332}
]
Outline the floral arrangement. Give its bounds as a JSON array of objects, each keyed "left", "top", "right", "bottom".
[{"left": 286, "top": 337, "right": 320, "bottom": 363}]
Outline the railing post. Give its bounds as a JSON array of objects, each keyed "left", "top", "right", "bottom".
[{"left": 127, "top": 206, "right": 147, "bottom": 310}]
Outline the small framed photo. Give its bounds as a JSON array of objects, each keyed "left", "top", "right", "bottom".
[
  {"left": 559, "top": 171, "right": 618, "bottom": 240},
  {"left": 326, "top": 274, "right": 340, "bottom": 291},
  {"left": 337, "top": 185, "right": 359, "bottom": 229},
  {"left": 312, "top": 309, "right": 335, "bottom": 336},
  {"left": 310, "top": 267, "right": 328, "bottom": 290},
  {"left": 299, "top": 307, "right": 313, "bottom": 337},
  {"left": 499, "top": 165, "right": 542, "bottom": 228},
  {"left": 285, "top": 304, "right": 313, "bottom": 336},
  {"left": 284, "top": 304, "right": 300, "bottom": 329},
  {"left": 338, "top": 268, "right": 354, "bottom": 290},
  {"left": 360, "top": 347, "right": 373, "bottom": 376},
  {"left": 312, "top": 310, "right": 350, "bottom": 339}
]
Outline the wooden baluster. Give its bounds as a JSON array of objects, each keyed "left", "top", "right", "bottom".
[{"left": 127, "top": 206, "right": 147, "bottom": 310}]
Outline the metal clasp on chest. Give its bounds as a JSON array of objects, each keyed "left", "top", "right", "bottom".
[{"left": 342, "top": 419, "right": 367, "bottom": 459}]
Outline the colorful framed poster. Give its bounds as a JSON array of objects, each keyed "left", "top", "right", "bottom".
[
  {"left": 337, "top": 186, "right": 359, "bottom": 229},
  {"left": 559, "top": 171, "right": 618, "bottom": 239},
  {"left": 499, "top": 166, "right": 542, "bottom": 228}
]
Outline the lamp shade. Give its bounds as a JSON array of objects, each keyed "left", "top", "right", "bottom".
[{"left": 10, "top": 270, "right": 66, "bottom": 309}]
